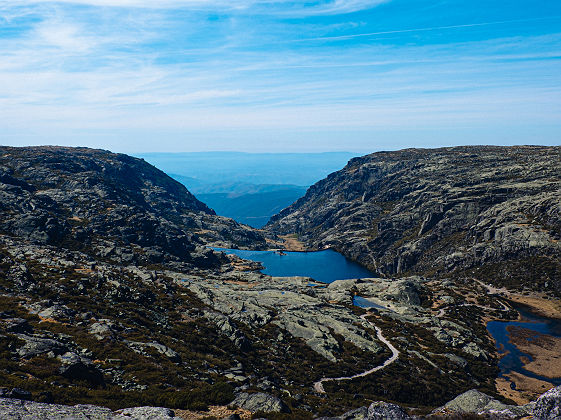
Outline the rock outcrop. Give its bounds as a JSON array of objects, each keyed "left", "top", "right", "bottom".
[
  {"left": 267, "top": 146, "right": 561, "bottom": 292},
  {"left": 0, "top": 146, "right": 266, "bottom": 269},
  {"left": 0, "top": 398, "right": 179, "bottom": 419},
  {"left": 318, "top": 401, "right": 411, "bottom": 420},
  {"left": 534, "top": 385, "right": 561, "bottom": 419},
  {"left": 320, "top": 386, "right": 561, "bottom": 419},
  {"left": 3, "top": 385, "right": 561, "bottom": 419},
  {"left": 187, "top": 275, "right": 385, "bottom": 362},
  {"left": 231, "top": 392, "right": 290, "bottom": 413},
  {"left": 434, "top": 389, "right": 533, "bottom": 418},
  {"left": 0, "top": 147, "right": 270, "bottom": 412}
]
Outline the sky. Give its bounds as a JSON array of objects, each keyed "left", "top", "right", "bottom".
[{"left": 1, "top": 0, "right": 560, "bottom": 153}]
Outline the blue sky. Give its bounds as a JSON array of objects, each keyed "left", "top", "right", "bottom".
[{"left": 1, "top": 0, "right": 560, "bottom": 152}]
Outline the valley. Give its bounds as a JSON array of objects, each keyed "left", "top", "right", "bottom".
[
  {"left": 0, "top": 145, "right": 560, "bottom": 419},
  {"left": 137, "top": 152, "right": 356, "bottom": 228}
]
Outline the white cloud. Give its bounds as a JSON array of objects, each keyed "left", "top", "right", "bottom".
[
  {"left": 297, "top": 16, "right": 559, "bottom": 41},
  {"left": 1, "top": 0, "right": 388, "bottom": 15},
  {"left": 308, "top": 0, "right": 389, "bottom": 15},
  {"left": 34, "top": 21, "right": 95, "bottom": 51},
  {"left": 0, "top": 0, "right": 559, "bottom": 151}
]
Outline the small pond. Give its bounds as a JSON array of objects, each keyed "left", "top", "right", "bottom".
[
  {"left": 486, "top": 302, "right": 561, "bottom": 387},
  {"left": 352, "top": 295, "right": 387, "bottom": 310},
  {"left": 214, "top": 248, "right": 375, "bottom": 284}
]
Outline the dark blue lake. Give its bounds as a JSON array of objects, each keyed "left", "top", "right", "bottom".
[
  {"left": 487, "top": 303, "right": 561, "bottom": 386},
  {"left": 214, "top": 248, "right": 375, "bottom": 284}
]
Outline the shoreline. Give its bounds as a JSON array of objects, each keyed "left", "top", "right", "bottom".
[
  {"left": 265, "top": 234, "right": 311, "bottom": 252},
  {"left": 505, "top": 293, "right": 561, "bottom": 321},
  {"left": 507, "top": 325, "right": 561, "bottom": 380},
  {"left": 485, "top": 290, "right": 561, "bottom": 403}
]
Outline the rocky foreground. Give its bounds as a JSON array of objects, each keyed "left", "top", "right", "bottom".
[
  {"left": 0, "top": 145, "right": 560, "bottom": 418},
  {"left": 1, "top": 384, "right": 561, "bottom": 419}
]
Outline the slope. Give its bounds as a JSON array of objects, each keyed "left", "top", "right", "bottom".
[{"left": 267, "top": 146, "right": 561, "bottom": 292}]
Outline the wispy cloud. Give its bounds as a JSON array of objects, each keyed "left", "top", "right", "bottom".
[
  {"left": 1, "top": 0, "right": 560, "bottom": 151},
  {"left": 297, "top": 16, "right": 561, "bottom": 42},
  {"left": 0, "top": 0, "right": 388, "bottom": 15}
]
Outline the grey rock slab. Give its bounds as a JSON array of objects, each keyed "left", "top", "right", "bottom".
[
  {"left": 58, "top": 351, "right": 93, "bottom": 365},
  {"left": 113, "top": 406, "right": 179, "bottom": 419},
  {"left": 0, "top": 397, "right": 114, "bottom": 419},
  {"left": 317, "top": 401, "right": 410, "bottom": 420},
  {"left": 534, "top": 385, "right": 561, "bottom": 420},
  {"left": 15, "top": 334, "right": 67, "bottom": 358},
  {"left": 89, "top": 323, "right": 113, "bottom": 339},
  {"left": 187, "top": 276, "right": 383, "bottom": 362},
  {"left": 0, "top": 398, "right": 180, "bottom": 419},
  {"left": 38, "top": 304, "right": 76, "bottom": 321},
  {"left": 124, "top": 340, "right": 180, "bottom": 362},
  {"left": 439, "top": 389, "right": 532, "bottom": 418},
  {"left": 231, "top": 392, "right": 290, "bottom": 413}
]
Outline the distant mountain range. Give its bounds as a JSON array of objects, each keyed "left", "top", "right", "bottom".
[
  {"left": 197, "top": 186, "right": 308, "bottom": 228},
  {"left": 136, "top": 152, "right": 357, "bottom": 187},
  {"left": 137, "top": 152, "right": 357, "bottom": 227}
]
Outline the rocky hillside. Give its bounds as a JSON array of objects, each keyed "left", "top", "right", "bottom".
[
  {"left": 1, "top": 146, "right": 479, "bottom": 418},
  {"left": 0, "top": 146, "right": 276, "bottom": 412},
  {"left": 267, "top": 146, "right": 561, "bottom": 292},
  {"left": 0, "top": 146, "right": 266, "bottom": 269},
  {"left": 0, "top": 145, "right": 556, "bottom": 418}
]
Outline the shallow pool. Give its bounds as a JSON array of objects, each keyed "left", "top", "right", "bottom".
[{"left": 486, "top": 302, "right": 561, "bottom": 386}]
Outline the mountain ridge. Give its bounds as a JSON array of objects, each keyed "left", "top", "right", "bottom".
[
  {"left": 267, "top": 145, "right": 561, "bottom": 292},
  {"left": 0, "top": 146, "right": 266, "bottom": 268}
]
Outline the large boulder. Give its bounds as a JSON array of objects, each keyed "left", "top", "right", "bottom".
[
  {"left": 231, "top": 392, "right": 290, "bottom": 413},
  {"left": 0, "top": 397, "right": 114, "bottom": 419},
  {"left": 318, "top": 401, "right": 410, "bottom": 420},
  {"left": 89, "top": 320, "right": 117, "bottom": 340},
  {"left": 0, "top": 398, "right": 180, "bottom": 419},
  {"left": 367, "top": 402, "right": 411, "bottom": 420},
  {"left": 15, "top": 334, "right": 67, "bottom": 358},
  {"left": 534, "top": 385, "right": 561, "bottom": 420},
  {"left": 58, "top": 358, "right": 105, "bottom": 387},
  {"left": 437, "top": 389, "right": 532, "bottom": 418},
  {"left": 38, "top": 304, "right": 76, "bottom": 321}
]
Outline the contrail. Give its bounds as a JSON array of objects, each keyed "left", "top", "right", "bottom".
[{"left": 297, "top": 16, "right": 561, "bottom": 42}]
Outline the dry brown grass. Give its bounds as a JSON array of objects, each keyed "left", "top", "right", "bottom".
[
  {"left": 496, "top": 372, "right": 554, "bottom": 405},
  {"left": 278, "top": 234, "right": 308, "bottom": 252},
  {"left": 508, "top": 326, "right": 561, "bottom": 378},
  {"left": 175, "top": 405, "right": 251, "bottom": 420}
]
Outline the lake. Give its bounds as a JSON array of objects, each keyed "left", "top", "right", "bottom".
[
  {"left": 214, "top": 248, "right": 375, "bottom": 284},
  {"left": 486, "top": 302, "right": 561, "bottom": 387}
]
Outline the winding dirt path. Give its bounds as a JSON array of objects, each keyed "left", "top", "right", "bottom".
[
  {"left": 435, "top": 300, "right": 511, "bottom": 318},
  {"left": 313, "top": 314, "right": 399, "bottom": 393}
]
